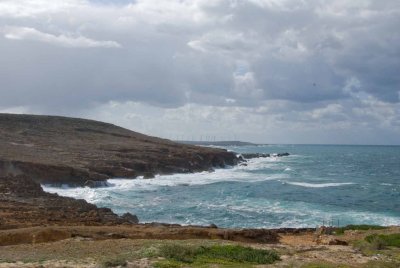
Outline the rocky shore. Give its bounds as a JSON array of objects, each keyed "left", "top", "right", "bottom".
[
  {"left": 0, "top": 114, "right": 240, "bottom": 187},
  {"left": 0, "top": 174, "right": 281, "bottom": 246},
  {"left": 0, "top": 113, "right": 290, "bottom": 243}
]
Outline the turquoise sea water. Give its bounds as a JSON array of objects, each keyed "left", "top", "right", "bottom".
[{"left": 43, "top": 145, "right": 400, "bottom": 228}]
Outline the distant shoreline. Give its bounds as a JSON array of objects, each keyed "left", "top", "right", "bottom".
[
  {"left": 177, "top": 141, "right": 400, "bottom": 147},
  {"left": 176, "top": 140, "right": 265, "bottom": 147}
]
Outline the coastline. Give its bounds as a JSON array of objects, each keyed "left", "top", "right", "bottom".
[{"left": 1, "top": 114, "right": 399, "bottom": 267}]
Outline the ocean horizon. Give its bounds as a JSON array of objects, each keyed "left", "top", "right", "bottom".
[{"left": 44, "top": 144, "right": 400, "bottom": 228}]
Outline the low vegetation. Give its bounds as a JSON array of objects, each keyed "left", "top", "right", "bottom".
[
  {"left": 335, "top": 225, "right": 386, "bottom": 235},
  {"left": 154, "top": 243, "right": 280, "bottom": 267},
  {"left": 353, "top": 233, "right": 400, "bottom": 254},
  {"left": 352, "top": 232, "right": 400, "bottom": 266},
  {"left": 365, "top": 233, "right": 400, "bottom": 248}
]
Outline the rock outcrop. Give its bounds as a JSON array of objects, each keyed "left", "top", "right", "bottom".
[
  {"left": 0, "top": 114, "right": 241, "bottom": 186},
  {"left": 0, "top": 175, "right": 135, "bottom": 229}
]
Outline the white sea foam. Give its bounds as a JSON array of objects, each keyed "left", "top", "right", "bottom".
[
  {"left": 104, "top": 157, "right": 290, "bottom": 189},
  {"left": 107, "top": 170, "right": 285, "bottom": 190},
  {"left": 43, "top": 183, "right": 121, "bottom": 204},
  {"left": 41, "top": 146, "right": 400, "bottom": 229},
  {"left": 283, "top": 181, "right": 355, "bottom": 188},
  {"left": 42, "top": 157, "right": 287, "bottom": 203},
  {"left": 240, "top": 156, "right": 287, "bottom": 171}
]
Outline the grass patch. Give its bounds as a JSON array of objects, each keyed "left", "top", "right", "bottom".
[
  {"left": 158, "top": 243, "right": 280, "bottom": 266},
  {"left": 153, "top": 260, "right": 183, "bottom": 268},
  {"left": 365, "top": 233, "right": 400, "bottom": 248},
  {"left": 200, "top": 245, "right": 280, "bottom": 264},
  {"left": 335, "top": 225, "right": 386, "bottom": 235},
  {"left": 353, "top": 239, "right": 383, "bottom": 255},
  {"left": 353, "top": 233, "right": 400, "bottom": 256}
]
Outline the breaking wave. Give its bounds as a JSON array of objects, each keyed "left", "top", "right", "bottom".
[{"left": 43, "top": 144, "right": 400, "bottom": 228}]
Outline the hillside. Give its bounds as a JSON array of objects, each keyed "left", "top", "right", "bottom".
[{"left": 0, "top": 113, "right": 240, "bottom": 186}]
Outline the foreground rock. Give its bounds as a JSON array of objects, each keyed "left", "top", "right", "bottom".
[
  {"left": 0, "top": 175, "right": 133, "bottom": 229},
  {"left": 0, "top": 114, "right": 240, "bottom": 186}
]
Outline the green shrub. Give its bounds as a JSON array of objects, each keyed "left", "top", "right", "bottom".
[
  {"left": 365, "top": 233, "right": 400, "bottom": 248},
  {"left": 159, "top": 244, "right": 199, "bottom": 263},
  {"left": 158, "top": 243, "right": 280, "bottom": 265},
  {"left": 199, "top": 245, "right": 280, "bottom": 264}
]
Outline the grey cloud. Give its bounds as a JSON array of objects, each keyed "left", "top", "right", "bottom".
[{"left": 0, "top": 0, "right": 399, "bottom": 144}]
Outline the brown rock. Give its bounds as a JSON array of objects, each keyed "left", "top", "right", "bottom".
[
  {"left": 0, "top": 175, "right": 133, "bottom": 228},
  {"left": 121, "top": 213, "right": 139, "bottom": 224}
]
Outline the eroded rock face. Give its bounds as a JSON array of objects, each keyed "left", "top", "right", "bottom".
[
  {"left": 0, "top": 175, "right": 135, "bottom": 229},
  {"left": 0, "top": 114, "right": 241, "bottom": 186}
]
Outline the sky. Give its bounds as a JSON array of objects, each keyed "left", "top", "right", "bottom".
[{"left": 0, "top": 0, "right": 399, "bottom": 144}]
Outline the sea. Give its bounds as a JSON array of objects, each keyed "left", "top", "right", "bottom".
[{"left": 43, "top": 145, "right": 400, "bottom": 228}]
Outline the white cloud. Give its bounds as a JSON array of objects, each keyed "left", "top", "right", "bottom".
[
  {"left": 308, "top": 103, "right": 344, "bottom": 120},
  {"left": 0, "top": 0, "right": 84, "bottom": 18},
  {"left": 2, "top": 26, "right": 121, "bottom": 48},
  {"left": 188, "top": 31, "right": 256, "bottom": 53},
  {"left": 233, "top": 71, "right": 263, "bottom": 100}
]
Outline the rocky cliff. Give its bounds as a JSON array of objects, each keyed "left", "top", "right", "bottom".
[{"left": 0, "top": 113, "right": 240, "bottom": 186}]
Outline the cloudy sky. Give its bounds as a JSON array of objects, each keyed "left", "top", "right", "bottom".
[{"left": 0, "top": 0, "right": 399, "bottom": 144}]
